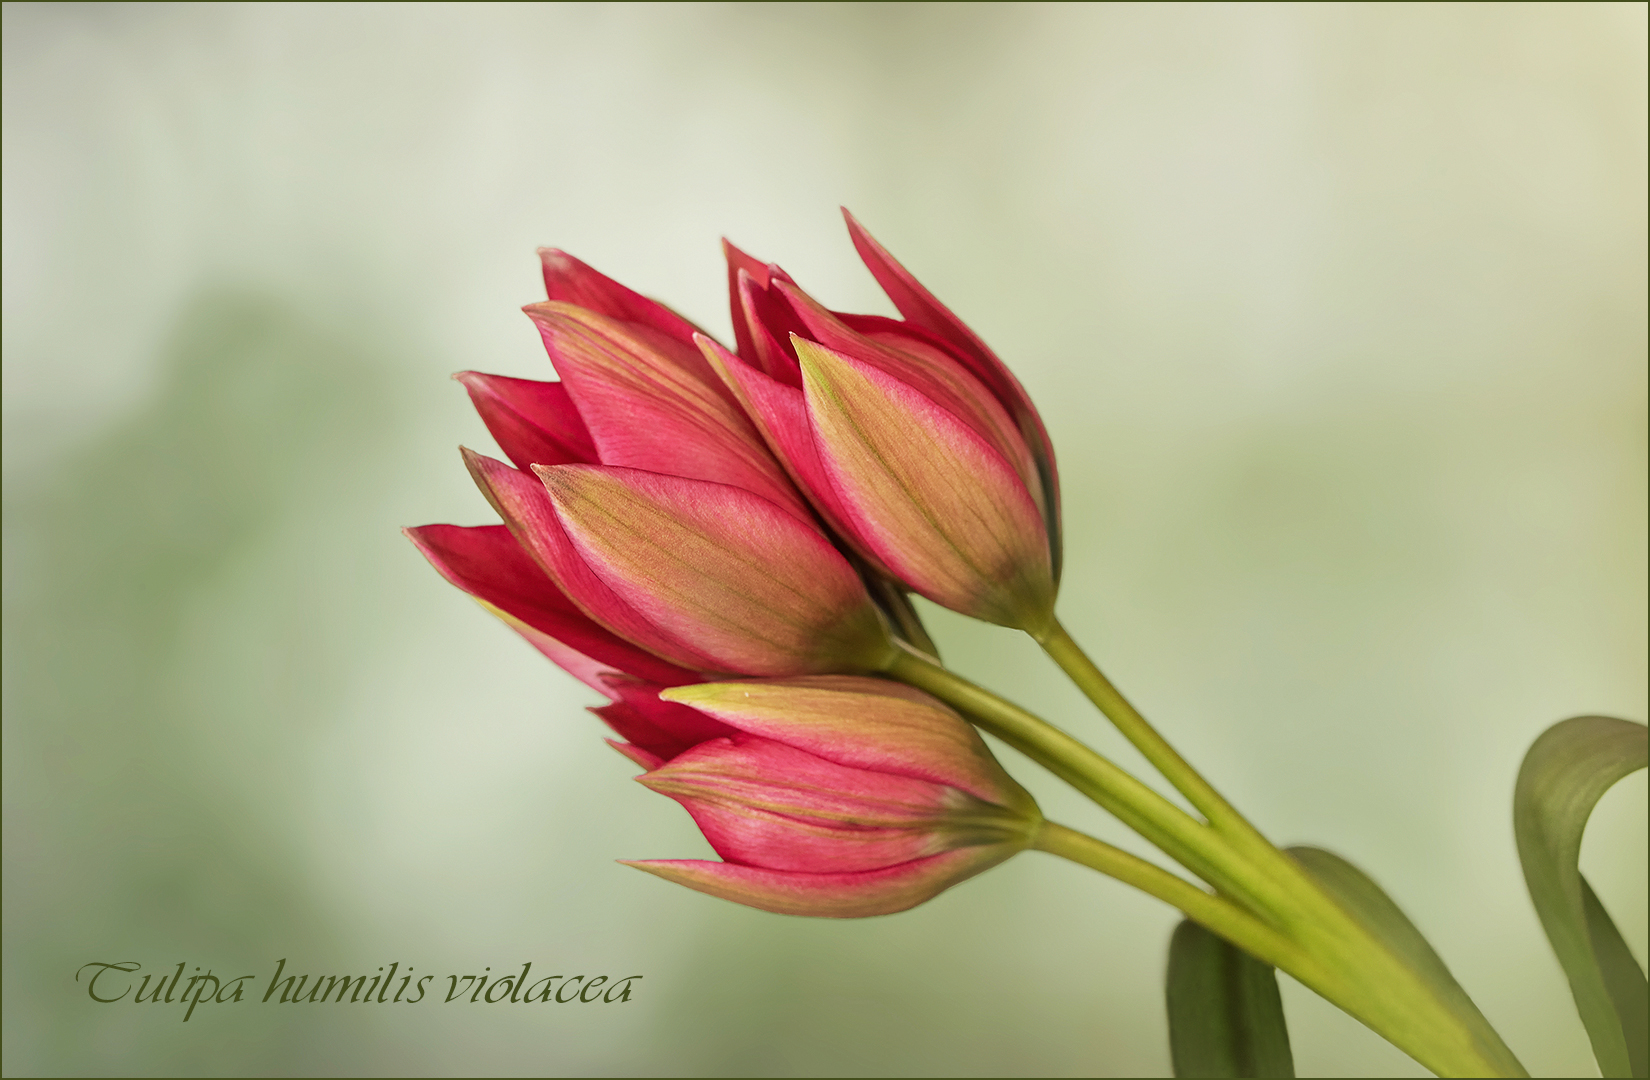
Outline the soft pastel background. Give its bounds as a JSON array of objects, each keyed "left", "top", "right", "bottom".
[{"left": 3, "top": 3, "right": 1644, "bottom": 1076}]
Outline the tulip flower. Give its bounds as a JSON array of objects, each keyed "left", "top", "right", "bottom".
[
  {"left": 622, "top": 676, "right": 1042, "bottom": 917},
  {"left": 702, "top": 210, "right": 1060, "bottom": 635},
  {"left": 410, "top": 246, "right": 899, "bottom": 687},
  {"left": 402, "top": 221, "right": 1539, "bottom": 1080}
]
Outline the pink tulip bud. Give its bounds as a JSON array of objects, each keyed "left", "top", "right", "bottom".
[
  {"left": 623, "top": 676, "right": 1042, "bottom": 918},
  {"left": 710, "top": 212, "right": 1061, "bottom": 634},
  {"left": 413, "top": 245, "right": 908, "bottom": 688},
  {"left": 463, "top": 449, "right": 896, "bottom": 677}
]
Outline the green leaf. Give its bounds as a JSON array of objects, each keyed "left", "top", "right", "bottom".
[
  {"left": 1287, "top": 850, "right": 1531, "bottom": 1075},
  {"left": 1286, "top": 846, "right": 1526, "bottom": 1076},
  {"left": 1280, "top": 850, "right": 1524, "bottom": 1075},
  {"left": 1166, "top": 918, "right": 1295, "bottom": 1078},
  {"left": 1585, "top": 878, "right": 1650, "bottom": 1078},
  {"left": 1514, "top": 715, "right": 1649, "bottom": 1079}
]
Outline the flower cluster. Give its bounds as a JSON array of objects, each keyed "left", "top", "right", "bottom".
[{"left": 407, "top": 211, "right": 1054, "bottom": 915}]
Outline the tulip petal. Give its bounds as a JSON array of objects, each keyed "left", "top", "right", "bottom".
[
  {"left": 454, "top": 371, "right": 596, "bottom": 472},
  {"left": 404, "top": 523, "right": 698, "bottom": 690},
  {"left": 641, "top": 734, "right": 1027, "bottom": 872},
  {"left": 721, "top": 241, "right": 810, "bottom": 384},
  {"left": 661, "top": 676, "right": 1036, "bottom": 814},
  {"left": 591, "top": 676, "right": 739, "bottom": 762},
  {"left": 461, "top": 448, "right": 723, "bottom": 672},
  {"left": 539, "top": 247, "right": 706, "bottom": 348},
  {"left": 695, "top": 334, "right": 892, "bottom": 573},
  {"left": 841, "top": 209, "right": 1062, "bottom": 580},
  {"left": 722, "top": 238, "right": 772, "bottom": 365},
  {"left": 534, "top": 464, "right": 894, "bottom": 676},
  {"left": 772, "top": 280, "right": 1042, "bottom": 509},
  {"left": 741, "top": 277, "right": 808, "bottom": 386},
  {"left": 607, "top": 739, "right": 665, "bottom": 772},
  {"left": 733, "top": 268, "right": 807, "bottom": 387},
  {"left": 795, "top": 339, "right": 1055, "bottom": 631},
  {"left": 526, "top": 302, "right": 811, "bottom": 522},
  {"left": 621, "top": 846, "right": 1017, "bottom": 918}
]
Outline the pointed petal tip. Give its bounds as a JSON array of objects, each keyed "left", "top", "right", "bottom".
[
  {"left": 459, "top": 446, "right": 516, "bottom": 508},
  {"left": 606, "top": 739, "right": 665, "bottom": 772},
  {"left": 520, "top": 300, "right": 563, "bottom": 323},
  {"left": 529, "top": 461, "right": 565, "bottom": 485},
  {"left": 451, "top": 369, "right": 515, "bottom": 389},
  {"left": 530, "top": 461, "right": 585, "bottom": 505},
  {"left": 402, "top": 524, "right": 446, "bottom": 550}
]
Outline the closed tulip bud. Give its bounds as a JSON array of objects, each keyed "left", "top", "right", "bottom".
[
  {"left": 413, "top": 246, "right": 903, "bottom": 684},
  {"left": 463, "top": 449, "right": 896, "bottom": 677},
  {"left": 624, "top": 676, "right": 1042, "bottom": 918},
  {"left": 706, "top": 210, "right": 1061, "bottom": 635}
]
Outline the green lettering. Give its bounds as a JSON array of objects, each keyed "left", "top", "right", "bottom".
[
  {"left": 77, "top": 962, "right": 139, "bottom": 1003},
  {"left": 524, "top": 976, "right": 560, "bottom": 1002}
]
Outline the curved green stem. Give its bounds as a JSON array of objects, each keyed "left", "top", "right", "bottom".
[
  {"left": 885, "top": 646, "right": 1292, "bottom": 925},
  {"left": 1036, "top": 618, "right": 1337, "bottom": 921},
  {"left": 1029, "top": 619, "right": 1526, "bottom": 1076},
  {"left": 1037, "top": 618, "right": 1260, "bottom": 838}
]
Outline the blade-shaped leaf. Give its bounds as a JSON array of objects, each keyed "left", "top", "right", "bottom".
[
  {"left": 1286, "top": 846, "right": 1526, "bottom": 1077},
  {"left": 1583, "top": 877, "right": 1650, "bottom": 1078},
  {"left": 1514, "top": 715, "right": 1648, "bottom": 1078},
  {"left": 1166, "top": 918, "right": 1294, "bottom": 1078}
]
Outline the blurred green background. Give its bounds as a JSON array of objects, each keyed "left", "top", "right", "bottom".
[{"left": 2, "top": 3, "right": 1644, "bottom": 1076}]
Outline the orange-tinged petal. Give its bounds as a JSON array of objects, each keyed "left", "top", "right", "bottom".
[
  {"left": 842, "top": 209, "right": 1063, "bottom": 581},
  {"left": 461, "top": 448, "right": 722, "bottom": 672},
  {"left": 641, "top": 734, "right": 1028, "bottom": 872},
  {"left": 622, "top": 846, "right": 1018, "bottom": 918},
  {"left": 796, "top": 338, "right": 1055, "bottom": 632},
  {"left": 535, "top": 464, "right": 896, "bottom": 676},
  {"left": 661, "top": 676, "right": 1036, "bottom": 815},
  {"left": 773, "top": 278, "right": 1042, "bottom": 509}
]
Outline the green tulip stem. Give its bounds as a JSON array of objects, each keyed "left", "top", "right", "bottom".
[
  {"left": 1026, "top": 620, "right": 1529, "bottom": 1077},
  {"left": 884, "top": 646, "right": 1286, "bottom": 922},
  {"left": 888, "top": 642, "right": 1522, "bottom": 1077},
  {"left": 1033, "top": 821, "right": 1309, "bottom": 976},
  {"left": 1035, "top": 618, "right": 1276, "bottom": 855}
]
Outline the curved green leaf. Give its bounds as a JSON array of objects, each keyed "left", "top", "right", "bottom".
[
  {"left": 1514, "top": 715, "right": 1648, "bottom": 1079},
  {"left": 1286, "top": 845, "right": 1526, "bottom": 1077},
  {"left": 1166, "top": 918, "right": 1294, "bottom": 1078},
  {"left": 1584, "top": 877, "right": 1650, "bottom": 1077}
]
